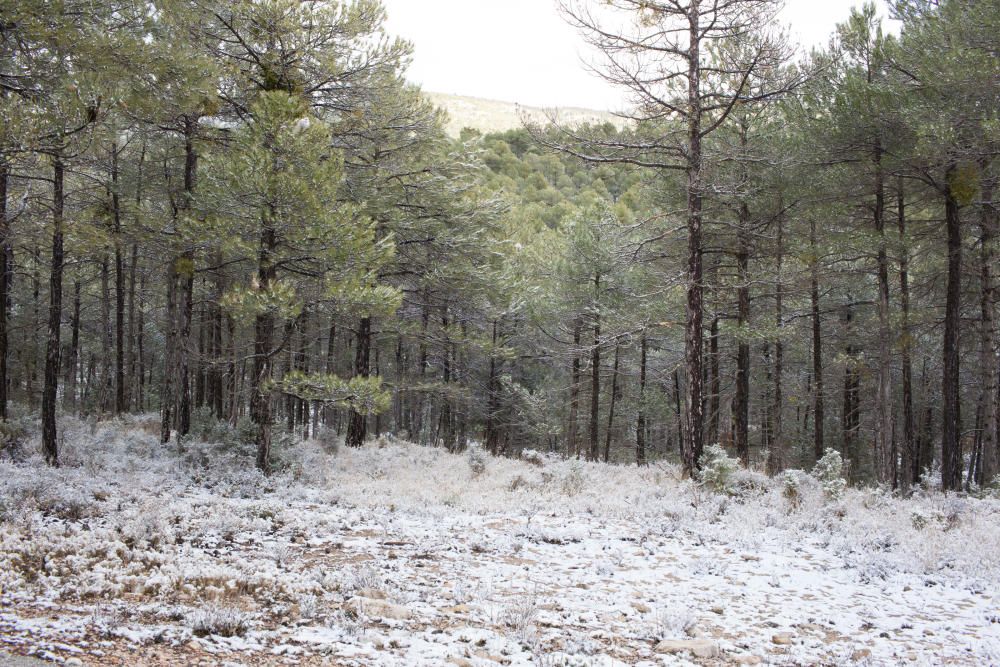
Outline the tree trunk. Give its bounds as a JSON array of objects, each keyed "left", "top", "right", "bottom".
[
  {"left": 897, "top": 180, "right": 917, "bottom": 491},
  {"left": 976, "top": 166, "right": 998, "bottom": 487},
  {"left": 485, "top": 319, "right": 502, "bottom": 454},
  {"left": 636, "top": 333, "right": 647, "bottom": 465},
  {"left": 251, "top": 217, "right": 277, "bottom": 473},
  {"left": 589, "top": 276, "right": 601, "bottom": 462},
  {"left": 64, "top": 280, "right": 80, "bottom": 413},
  {"left": 682, "top": 5, "right": 704, "bottom": 477},
  {"left": 941, "top": 167, "right": 963, "bottom": 491},
  {"left": 0, "top": 160, "right": 9, "bottom": 420},
  {"left": 873, "top": 141, "right": 894, "bottom": 486},
  {"left": 734, "top": 204, "right": 751, "bottom": 466},
  {"left": 346, "top": 317, "right": 371, "bottom": 448},
  {"left": 603, "top": 343, "right": 620, "bottom": 463},
  {"left": 568, "top": 316, "right": 582, "bottom": 457},
  {"left": 810, "top": 217, "right": 825, "bottom": 461},
  {"left": 111, "top": 143, "right": 126, "bottom": 415},
  {"left": 708, "top": 315, "right": 720, "bottom": 445},
  {"left": 41, "top": 159, "right": 65, "bottom": 466},
  {"left": 768, "top": 209, "right": 785, "bottom": 474}
]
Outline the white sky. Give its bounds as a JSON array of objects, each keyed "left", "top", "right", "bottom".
[{"left": 382, "top": 0, "right": 899, "bottom": 110}]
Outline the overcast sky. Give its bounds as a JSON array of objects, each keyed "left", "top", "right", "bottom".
[{"left": 382, "top": 0, "right": 899, "bottom": 110}]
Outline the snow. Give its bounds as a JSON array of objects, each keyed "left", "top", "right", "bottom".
[{"left": 0, "top": 415, "right": 998, "bottom": 665}]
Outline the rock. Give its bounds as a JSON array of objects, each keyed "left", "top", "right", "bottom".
[
  {"left": 345, "top": 596, "right": 412, "bottom": 620},
  {"left": 733, "top": 656, "right": 762, "bottom": 665},
  {"left": 710, "top": 605, "right": 725, "bottom": 615},
  {"left": 448, "top": 658, "right": 474, "bottom": 667},
  {"left": 444, "top": 604, "right": 473, "bottom": 614},
  {"left": 631, "top": 601, "right": 651, "bottom": 614},
  {"left": 772, "top": 632, "right": 794, "bottom": 645},
  {"left": 654, "top": 639, "right": 721, "bottom": 659},
  {"left": 851, "top": 648, "right": 873, "bottom": 661},
  {"left": 65, "top": 660, "right": 84, "bottom": 667}
]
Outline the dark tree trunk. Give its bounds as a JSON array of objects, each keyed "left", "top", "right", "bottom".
[
  {"left": 161, "top": 258, "right": 178, "bottom": 443},
  {"left": 897, "top": 180, "right": 917, "bottom": 491},
  {"left": 0, "top": 160, "right": 9, "bottom": 420},
  {"left": 64, "top": 280, "right": 80, "bottom": 413},
  {"left": 768, "top": 210, "right": 785, "bottom": 474},
  {"left": 810, "top": 217, "right": 825, "bottom": 461},
  {"left": 485, "top": 319, "right": 502, "bottom": 454},
  {"left": 873, "top": 141, "right": 894, "bottom": 486},
  {"left": 603, "top": 343, "right": 620, "bottom": 463},
  {"left": 734, "top": 205, "right": 751, "bottom": 466},
  {"left": 112, "top": 143, "right": 126, "bottom": 415},
  {"left": 589, "top": 276, "right": 601, "bottom": 461},
  {"left": 568, "top": 316, "right": 582, "bottom": 457},
  {"left": 346, "top": 317, "right": 371, "bottom": 448},
  {"left": 99, "top": 256, "right": 112, "bottom": 413},
  {"left": 251, "top": 219, "right": 277, "bottom": 473},
  {"left": 708, "top": 315, "right": 720, "bottom": 445},
  {"left": 941, "top": 168, "right": 963, "bottom": 491},
  {"left": 41, "top": 159, "right": 65, "bottom": 466},
  {"left": 975, "top": 166, "right": 998, "bottom": 487},
  {"left": 682, "top": 7, "right": 704, "bottom": 477},
  {"left": 636, "top": 333, "right": 648, "bottom": 465}
]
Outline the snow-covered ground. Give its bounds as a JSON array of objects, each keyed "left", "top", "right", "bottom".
[{"left": 1, "top": 416, "right": 998, "bottom": 666}]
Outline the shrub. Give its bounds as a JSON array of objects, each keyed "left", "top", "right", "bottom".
[
  {"left": 781, "top": 470, "right": 803, "bottom": 510},
  {"left": 187, "top": 605, "right": 251, "bottom": 637},
  {"left": 467, "top": 443, "right": 487, "bottom": 477},
  {"left": 813, "top": 450, "right": 847, "bottom": 500},
  {"left": 701, "top": 445, "right": 739, "bottom": 494}
]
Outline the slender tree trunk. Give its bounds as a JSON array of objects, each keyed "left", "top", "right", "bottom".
[
  {"left": 768, "top": 210, "right": 785, "bottom": 474},
  {"left": 873, "top": 141, "right": 894, "bottom": 486},
  {"left": 810, "top": 217, "right": 825, "bottom": 461},
  {"left": 251, "top": 217, "right": 277, "bottom": 473},
  {"left": 941, "top": 167, "right": 964, "bottom": 491},
  {"left": 99, "top": 256, "right": 112, "bottom": 413},
  {"left": 41, "top": 159, "right": 65, "bottom": 465},
  {"left": 0, "top": 160, "right": 9, "bottom": 420},
  {"left": 485, "top": 319, "right": 501, "bottom": 454},
  {"left": 111, "top": 143, "right": 126, "bottom": 415},
  {"left": 127, "top": 245, "right": 138, "bottom": 412},
  {"left": 682, "top": 6, "right": 704, "bottom": 477},
  {"left": 897, "top": 180, "right": 917, "bottom": 491},
  {"left": 589, "top": 276, "right": 601, "bottom": 461},
  {"left": 161, "top": 259, "right": 178, "bottom": 443},
  {"left": 346, "top": 317, "right": 371, "bottom": 448},
  {"left": 64, "top": 280, "right": 80, "bottom": 413},
  {"left": 976, "top": 167, "right": 998, "bottom": 487},
  {"left": 637, "top": 333, "right": 647, "bottom": 465},
  {"left": 603, "top": 343, "right": 620, "bottom": 463},
  {"left": 734, "top": 204, "right": 751, "bottom": 466},
  {"left": 568, "top": 316, "right": 581, "bottom": 457},
  {"left": 708, "top": 315, "right": 720, "bottom": 445}
]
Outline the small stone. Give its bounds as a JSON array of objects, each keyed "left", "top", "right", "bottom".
[
  {"left": 631, "top": 601, "right": 651, "bottom": 613},
  {"left": 710, "top": 605, "right": 725, "bottom": 615},
  {"left": 448, "top": 658, "right": 474, "bottom": 667},
  {"left": 654, "top": 639, "right": 721, "bottom": 659},
  {"left": 733, "top": 656, "right": 762, "bottom": 665},
  {"left": 65, "top": 659, "right": 84, "bottom": 667},
  {"left": 445, "top": 604, "right": 472, "bottom": 614},
  {"left": 772, "top": 633, "right": 794, "bottom": 645}
]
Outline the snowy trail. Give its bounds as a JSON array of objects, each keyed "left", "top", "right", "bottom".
[{"left": 1, "top": 419, "right": 998, "bottom": 665}]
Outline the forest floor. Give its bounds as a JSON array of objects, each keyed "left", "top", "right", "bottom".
[{"left": 0, "top": 416, "right": 998, "bottom": 666}]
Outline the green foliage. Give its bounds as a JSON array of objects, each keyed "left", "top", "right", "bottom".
[
  {"left": 813, "top": 450, "right": 847, "bottom": 500},
  {"left": 702, "top": 445, "right": 740, "bottom": 494},
  {"left": 273, "top": 371, "right": 390, "bottom": 417}
]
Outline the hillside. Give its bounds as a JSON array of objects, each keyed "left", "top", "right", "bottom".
[{"left": 426, "top": 92, "right": 628, "bottom": 137}]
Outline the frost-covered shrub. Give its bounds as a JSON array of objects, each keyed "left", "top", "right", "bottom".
[
  {"left": 467, "top": 443, "right": 487, "bottom": 477},
  {"left": 520, "top": 449, "right": 546, "bottom": 467},
  {"left": 813, "top": 450, "right": 846, "bottom": 500},
  {"left": 187, "top": 605, "right": 251, "bottom": 637},
  {"left": 561, "top": 461, "right": 586, "bottom": 496},
  {"left": 314, "top": 426, "right": 340, "bottom": 455},
  {"left": 730, "top": 468, "right": 769, "bottom": 498},
  {"left": 701, "top": 445, "right": 739, "bottom": 494},
  {"left": 781, "top": 470, "right": 803, "bottom": 510},
  {"left": 0, "top": 416, "right": 30, "bottom": 461}
]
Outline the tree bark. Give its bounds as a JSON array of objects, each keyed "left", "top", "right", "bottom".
[
  {"left": 251, "top": 216, "right": 277, "bottom": 472},
  {"left": 41, "top": 159, "right": 65, "bottom": 466},
  {"left": 975, "top": 166, "right": 998, "bottom": 487},
  {"left": 568, "top": 316, "right": 582, "bottom": 457},
  {"left": 734, "top": 202, "right": 751, "bottom": 466},
  {"left": 0, "top": 160, "right": 9, "bottom": 420},
  {"left": 897, "top": 180, "right": 917, "bottom": 491},
  {"left": 810, "top": 217, "right": 825, "bottom": 461},
  {"left": 873, "top": 141, "right": 894, "bottom": 486},
  {"left": 941, "top": 167, "right": 963, "bottom": 491},
  {"left": 346, "top": 317, "right": 371, "bottom": 448},
  {"left": 768, "top": 209, "right": 785, "bottom": 474},
  {"left": 112, "top": 143, "right": 126, "bottom": 415},
  {"left": 636, "top": 333, "right": 647, "bottom": 465},
  {"left": 603, "top": 343, "right": 620, "bottom": 463},
  {"left": 589, "top": 274, "right": 601, "bottom": 461}
]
